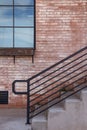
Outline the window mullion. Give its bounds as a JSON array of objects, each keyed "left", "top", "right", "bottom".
[{"left": 13, "top": 0, "right": 15, "bottom": 48}]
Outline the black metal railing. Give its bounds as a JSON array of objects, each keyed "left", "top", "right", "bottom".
[{"left": 12, "top": 46, "right": 87, "bottom": 124}]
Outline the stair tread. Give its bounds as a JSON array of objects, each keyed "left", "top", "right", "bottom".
[
  {"left": 63, "top": 90, "right": 80, "bottom": 98},
  {"left": 81, "top": 87, "right": 87, "bottom": 93},
  {"left": 65, "top": 96, "right": 80, "bottom": 102},
  {"left": 32, "top": 113, "right": 47, "bottom": 122},
  {"left": 49, "top": 105, "right": 65, "bottom": 112}
]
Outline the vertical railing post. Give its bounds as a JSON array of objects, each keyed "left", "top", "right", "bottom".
[{"left": 26, "top": 80, "right": 31, "bottom": 124}]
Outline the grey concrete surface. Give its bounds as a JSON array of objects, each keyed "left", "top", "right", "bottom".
[
  {"left": 48, "top": 88, "right": 87, "bottom": 130},
  {"left": 0, "top": 109, "right": 31, "bottom": 130},
  {"left": 32, "top": 112, "right": 47, "bottom": 130}
]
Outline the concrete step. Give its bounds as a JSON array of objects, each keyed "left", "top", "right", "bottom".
[
  {"left": 81, "top": 86, "right": 87, "bottom": 103},
  {"left": 31, "top": 81, "right": 87, "bottom": 130},
  {"left": 65, "top": 94, "right": 81, "bottom": 102},
  {"left": 49, "top": 101, "right": 65, "bottom": 112},
  {"left": 31, "top": 112, "right": 47, "bottom": 130},
  {"left": 48, "top": 92, "right": 82, "bottom": 130},
  {"left": 48, "top": 103, "right": 65, "bottom": 130},
  {"left": 81, "top": 87, "right": 87, "bottom": 94}
]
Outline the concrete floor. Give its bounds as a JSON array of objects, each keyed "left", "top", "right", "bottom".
[{"left": 0, "top": 109, "right": 31, "bottom": 130}]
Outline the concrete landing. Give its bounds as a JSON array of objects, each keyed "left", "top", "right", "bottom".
[{"left": 0, "top": 109, "right": 31, "bottom": 130}]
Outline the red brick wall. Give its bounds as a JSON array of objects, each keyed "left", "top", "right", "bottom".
[{"left": 0, "top": 0, "right": 87, "bottom": 108}]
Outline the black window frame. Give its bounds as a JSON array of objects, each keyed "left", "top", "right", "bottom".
[{"left": 0, "top": 0, "right": 36, "bottom": 56}]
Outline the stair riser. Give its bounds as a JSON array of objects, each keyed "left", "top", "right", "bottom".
[{"left": 47, "top": 88, "right": 87, "bottom": 130}]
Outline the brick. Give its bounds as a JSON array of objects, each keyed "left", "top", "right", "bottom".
[{"left": 0, "top": 0, "right": 87, "bottom": 108}]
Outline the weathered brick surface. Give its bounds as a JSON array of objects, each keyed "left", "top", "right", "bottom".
[{"left": 0, "top": 0, "right": 87, "bottom": 108}]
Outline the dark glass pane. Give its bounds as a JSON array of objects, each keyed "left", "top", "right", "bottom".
[
  {"left": 0, "top": 7, "right": 13, "bottom": 26},
  {"left": 14, "top": 0, "right": 34, "bottom": 5},
  {"left": 0, "top": 0, "right": 13, "bottom": 5},
  {"left": 0, "top": 28, "right": 13, "bottom": 47},
  {"left": 14, "top": 7, "right": 34, "bottom": 26},
  {"left": 14, "top": 28, "right": 34, "bottom": 48}
]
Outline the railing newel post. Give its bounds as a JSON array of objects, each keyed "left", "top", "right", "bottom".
[{"left": 26, "top": 80, "right": 31, "bottom": 124}]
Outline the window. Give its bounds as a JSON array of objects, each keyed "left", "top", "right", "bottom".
[{"left": 0, "top": 0, "right": 35, "bottom": 56}]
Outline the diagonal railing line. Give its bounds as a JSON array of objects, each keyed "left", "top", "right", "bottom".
[
  {"left": 30, "top": 72, "right": 84, "bottom": 110},
  {"left": 30, "top": 58, "right": 87, "bottom": 92},
  {"left": 30, "top": 74, "right": 87, "bottom": 111},
  {"left": 30, "top": 81, "right": 87, "bottom": 118},
  {"left": 30, "top": 64, "right": 87, "bottom": 97},
  {"left": 30, "top": 66, "right": 87, "bottom": 104},
  {"left": 29, "top": 53, "right": 87, "bottom": 88},
  {"left": 30, "top": 75, "right": 87, "bottom": 112},
  {"left": 28, "top": 46, "right": 87, "bottom": 81},
  {"left": 31, "top": 62, "right": 86, "bottom": 101}
]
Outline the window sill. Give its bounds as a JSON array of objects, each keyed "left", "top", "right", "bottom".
[{"left": 0, "top": 48, "right": 34, "bottom": 56}]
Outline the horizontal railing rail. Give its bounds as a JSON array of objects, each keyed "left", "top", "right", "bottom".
[
  {"left": 30, "top": 71, "right": 87, "bottom": 112},
  {"left": 30, "top": 66, "right": 87, "bottom": 101},
  {"left": 30, "top": 53, "right": 87, "bottom": 90},
  {"left": 12, "top": 46, "right": 87, "bottom": 124},
  {"left": 28, "top": 46, "right": 87, "bottom": 81},
  {"left": 30, "top": 80, "right": 87, "bottom": 119},
  {"left": 30, "top": 63, "right": 87, "bottom": 97}
]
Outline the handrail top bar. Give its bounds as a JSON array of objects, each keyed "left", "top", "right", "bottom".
[
  {"left": 12, "top": 80, "right": 28, "bottom": 84},
  {"left": 12, "top": 80, "right": 28, "bottom": 95},
  {"left": 28, "top": 46, "right": 87, "bottom": 81}
]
